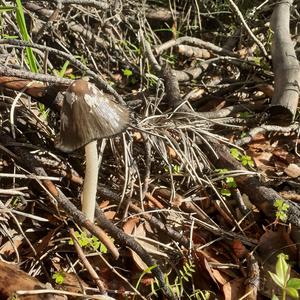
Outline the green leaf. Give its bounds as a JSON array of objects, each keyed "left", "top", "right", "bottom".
[
  {"left": 281, "top": 203, "right": 289, "bottom": 211},
  {"left": 2, "top": 34, "right": 18, "bottom": 39},
  {"left": 221, "top": 189, "right": 231, "bottom": 197},
  {"left": 240, "top": 131, "right": 247, "bottom": 138},
  {"left": 57, "top": 60, "right": 70, "bottom": 78},
  {"left": 287, "top": 287, "right": 299, "bottom": 298},
  {"left": 226, "top": 177, "right": 237, "bottom": 188},
  {"left": 52, "top": 272, "right": 64, "bottom": 285},
  {"left": 230, "top": 148, "right": 241, "bottom": 160},
  {"left": 271, "top": 295, "right": 279, "bottom": 300},
  {"left": 252, "top": 56, "right": 262, "bottom": 66},
  {"left": 276, "top": 211, "right": 288, "bottom": 222},
  {"left": 122, "top": 68, "right": 133, "bottom": 77},
  {"left": 15, "top": 0, "right": 38, "bottom": 72},
  {"left": 173, "top": 164, "right": 181, "bottom": 174},
  {"left": 216, "top": 168, "right": 229, "bottom": 174},
  {"left": 91, "top": 236, "right": 100, "bottom": 250},
  {"left": 274, "top": 199, "right": 283, "bottom": 208},
  {"left": 0, "top": 6, "right": 15, "bottom": 13},
  {"left": 241, "top": 155, "right": 254, "bottom": 167},
  {"left": 99, "top": 242, "right": 108, "bottom": 253},
  {"left": 269, "top": 271, "right": 284, "bottom": 288},
  {"left": 276, "top": 253, "right": 289, "bottom": 284},
  {"left": 288, "top": 278, "right": 300, "bottom": 289}
]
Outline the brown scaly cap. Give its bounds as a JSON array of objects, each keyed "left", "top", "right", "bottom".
[{"left": 55, "top": 79, "right": 129, "bottom": 152}]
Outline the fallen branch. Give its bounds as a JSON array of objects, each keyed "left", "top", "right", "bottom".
[{"left": 267, "top": 0, "right": 300, "bottom": 125}]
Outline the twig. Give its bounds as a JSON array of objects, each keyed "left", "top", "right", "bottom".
[
  {"left": 0, "top": 39, "right": 125, "bottom": 105},
  {"left": 155, "top": 36, "right": 239, "bottom": 57},
  {"left": 228, "top": 0, "right": 268, "bottom": 57},
  {"left": 0, "top": 65, "right": 71, "bottom": 85},
  {"left": 24, "top": 0, "right": 109, "bottom": 9},
  {"left": 69, "top": 228, "right": 106, "bottom": 294}
]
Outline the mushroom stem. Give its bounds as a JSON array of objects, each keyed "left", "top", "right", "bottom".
[{"left": 82, "top": 140, "right": 98, "bottom": 222}]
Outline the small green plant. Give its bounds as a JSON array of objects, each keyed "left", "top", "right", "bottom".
[
  {"left": 15, "top": 0, "right": 38, "bottom": 72},
  {"left": 134, "top": 264, "right": 158, "bottom": 300},
  {"left": 240, "top": 131, "right": 248, "bottom": 138},
  {"left": 216, "top": 169, "right": 237, "bottom": 197},
  {"left": 274, "top": 199, "right": 289, "bottom": 223},
  {"left": 57, "top": 60, "right": 70, "bottom": 78},
  {"left": 269, "top": 253, "right": 300, "bottom": 299},
  {"left": 163, "top": 163, "right": 181, "bottom": 174},
  {"left": 230, "top": 148, "right": 241, "bottom": 160},
  {"left": 11, "top": 196, "right": 22, "bottom": 207},
  {"left": 216, "top": 168, "right": 229, "bottom": 174},
  {"left": 221, "top": 188, "right": 231, "bottom": 197},
  {"left": 225, "top": 176, "right": 237, "bottom": 188},
  {"left": 230, "top": 148, "right": 255, "bottom": 168},
  {"left": 149, "top": 260, "right": 211, "bottom": 299},
  {"left": 122, "top": 68, "right": 133, "bottom": 78},
  {"left": 69, "top": 230, "right": 108, "bottom": 253},
  {"left": 52, "top": 271, "right": 65, "bottom": 285},
  {"left": 38, "top": 102, "right": 49, "bottom": 119},
  {"left": 241, "top": 155, "right": 254, "bottom": 168}
]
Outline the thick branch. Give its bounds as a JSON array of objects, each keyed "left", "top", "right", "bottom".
[{"left": 267, "top": 0, "right": 300, "bottom": 125}]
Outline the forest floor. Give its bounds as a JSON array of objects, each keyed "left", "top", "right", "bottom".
[{"left": 0, "top": 1, "right": 300, "bottom": 300}]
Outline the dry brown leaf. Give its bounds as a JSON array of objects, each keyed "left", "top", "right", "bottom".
[
  {"left": 222, "top": 278, "right": 245, "bottom": 300},
  {"left": 122, "top": 217, "right": 140, "bottom": 235}
]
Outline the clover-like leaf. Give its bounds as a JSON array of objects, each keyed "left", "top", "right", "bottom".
[
  {"left": 288, "top": 278, "right": 300, "bottom": 290},
  {"left": 287, "top": 287, "right": 299, "bottom": 298}
]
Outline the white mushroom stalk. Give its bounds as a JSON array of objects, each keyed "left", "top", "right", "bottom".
[
  {"left": 82, "top": 140, "right": 98, "bottom": 222},
  {"left": 55, "top": 79, "right": 129, "bottom": 222}
]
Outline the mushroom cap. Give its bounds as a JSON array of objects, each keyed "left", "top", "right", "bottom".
[{"left": 55, "top": 80, "right": 129, "bottom": 152}]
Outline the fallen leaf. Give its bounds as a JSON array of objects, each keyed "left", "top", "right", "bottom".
[{"left": 222, "top": 278, "right": 245, "bottom": 300}]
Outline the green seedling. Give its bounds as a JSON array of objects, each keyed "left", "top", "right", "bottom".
[
  {"left": 230, "top": 148, "right": 241, "bottom": 160},
  {"left": 133, "top": 264, "right": 158, "bottom": 300},
  {"left": 241, "top": 155, "right": 254, "bottom": 168},
  {"left": 69, "top": 230, "right": 108, "bottom": 253},
  {"left": 252, "top": 56, "right": 262, "bottom": 67},
  {"left": 274, "top": 199, "right": 289, "bottom": 223},
  {"left": 122, "top": 68, "right": 133, "bottom": 78},
  {"left": 216, "top": 168, "right": 229, "bottom": 174},
  {"left": 163, "top": 164, "right": 181, "bottom": 174},
  {"left": 269, "top": 253, "right": 300, "bottom": 299},
  {"left": 52, "top": 271, "right": 65, "bottom": 285},
  {"left": 57, "top": 60, "right": 70, "bottom": 78},
  {"left": 221, "top": 189, "right": 231, "bottom": 197},
  {"left": 226, "top": 176, "right": 237, "bottom": 188},
  {"left": 148, "top": 260, "right": 211, "bottom": 299},
  {"left": 15, "top": 0, "right": 38, "bottom": 72},
  {"left": 216, "top": 169, "right": 237, "bottom": 197},
  {"left": 230, "top": 148, "right": 255, "bottom": 168},
  {"left": 240, "top": 131, "right": 248, "bottom": 138}
]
